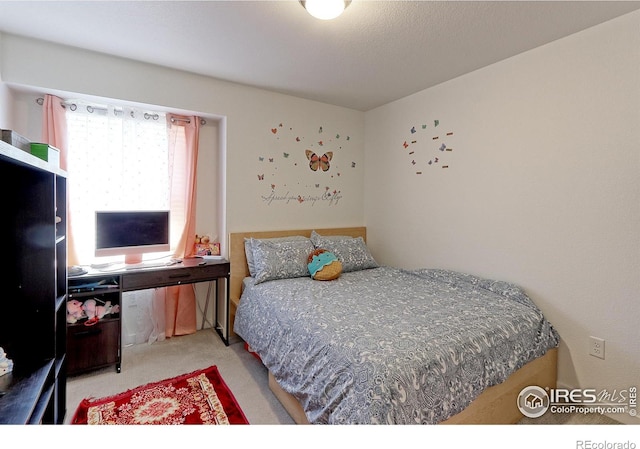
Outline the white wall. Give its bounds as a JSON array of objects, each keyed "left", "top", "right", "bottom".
[
  {"left": 365, "top": 11, "right": 640, "bottom": 424},
  {"left": 0, "top": 33, "right": 15, "bottom": 130},
  {"left": 0, "top": 34, "right": 366, "bottom": 239}
]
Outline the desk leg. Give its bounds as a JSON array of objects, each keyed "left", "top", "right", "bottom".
[
  {"left": 201, "top": 281, "right": 214, "bottom": 330},
  {"left": 225, "top": 274, "right": 230, "bottom": 344},
  {"left": 214, "top": 275, "right": 230, "bottom": 346}
]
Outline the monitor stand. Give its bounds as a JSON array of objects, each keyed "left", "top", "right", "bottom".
[{"left": 124, "top": 254, "right": 143, "bottom": 265}]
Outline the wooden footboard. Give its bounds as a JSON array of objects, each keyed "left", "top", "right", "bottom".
[
  {"left": 269, "top": 372, "right": 311, "bottom": 424},
  {"left": 268, "top": 348, "right": 558, "bottom": 425},
  {"left": 442, "top": 347, "right": 557, "bottom": 424}
]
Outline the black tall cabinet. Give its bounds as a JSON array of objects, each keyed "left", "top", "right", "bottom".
[{"left": 0, "top": 140, "right": 67, "bottom": 424}]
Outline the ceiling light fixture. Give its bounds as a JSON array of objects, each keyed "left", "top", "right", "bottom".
[{"left": 301, "top": 0, "right": 351, "bottom": 20}]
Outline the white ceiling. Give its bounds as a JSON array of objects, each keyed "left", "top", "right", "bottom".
[{"left": 0, "top": 1, "right": 639, "bottom": 111}]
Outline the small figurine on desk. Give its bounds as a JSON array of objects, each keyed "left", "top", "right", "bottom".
[
  {"left": 0, "top": 347, "right": 13, "bottom": 377},
  {"left": 194, "top": 234, "right": 221, "bottom": 256}
]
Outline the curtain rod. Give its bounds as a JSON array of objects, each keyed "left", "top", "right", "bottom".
[
  {"left": 169, "top": 116, "right": 208, "bottom": 126},
  {"left": 36, "top": 97, "right": 207, "bottom": 125}
]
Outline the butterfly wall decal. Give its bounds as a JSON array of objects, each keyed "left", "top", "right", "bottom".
[{"left": 306, "top": 150, "right": 333, "bottom": 172}]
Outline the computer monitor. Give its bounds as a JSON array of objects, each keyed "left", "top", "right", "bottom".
[{"left": 95, "top": 210, "right": 170, "bottom": 264}]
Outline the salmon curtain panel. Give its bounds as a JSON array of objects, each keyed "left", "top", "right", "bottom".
[
  {"left": 41, "top": 94, "right": 80, "bottom": 266},
  {"left": 161, "top": 114, "right": 201, "bottom": 338}
]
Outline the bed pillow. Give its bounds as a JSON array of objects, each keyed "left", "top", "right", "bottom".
[
  {"left": 250, "top": 237, "right": 314, "bottom": 284},
  {"left": 245, "top": 236, "right": 308, "bottom": 277},
  {"left": 244, "top": 238, "right": 256, "bottom": 277},
  {"left": 310, "top": 230, "right": 378, "bottom": 273}
]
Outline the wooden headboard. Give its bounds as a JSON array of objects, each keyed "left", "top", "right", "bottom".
[{"left": 228, "top": 227, "right": 366, "bottom": 303}]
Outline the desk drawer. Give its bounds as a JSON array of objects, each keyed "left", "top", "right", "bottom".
[{"left": 122, "top": 263, "right": 229, "bottom": 291}]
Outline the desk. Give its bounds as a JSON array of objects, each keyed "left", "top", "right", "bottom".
[
  {"left": 68, "top": 258, "right": 230, "bottom": 375},
  {"left": 121, "top": 258, "right": 231, "bottom": 345}
]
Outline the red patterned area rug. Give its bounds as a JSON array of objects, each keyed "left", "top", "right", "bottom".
[{"left": 71, "top": 365, "right": 249, "bottom": 425}]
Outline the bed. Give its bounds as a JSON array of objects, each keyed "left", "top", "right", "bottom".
[{"left": 230, "top": 227, "right": 559, "bottom": 424}]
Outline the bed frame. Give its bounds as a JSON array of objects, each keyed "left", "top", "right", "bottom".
[{"left": 229, "top": 227, "right": 557, "bottom": 424}]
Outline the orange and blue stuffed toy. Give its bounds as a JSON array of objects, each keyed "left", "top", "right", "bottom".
[{"left": 307, "top": 248, "right": 342, "bottom": 281}]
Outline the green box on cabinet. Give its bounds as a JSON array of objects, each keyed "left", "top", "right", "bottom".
[{"left": 30, "top": 143, "right": 60, "bottom": 167}]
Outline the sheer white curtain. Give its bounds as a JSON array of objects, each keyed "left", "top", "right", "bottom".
[
  {"left": 66, "top": 103, "right": 170, "bottom": 264},
  {"left": 66, "top": 102, "right": 172, "bottom": 345}
]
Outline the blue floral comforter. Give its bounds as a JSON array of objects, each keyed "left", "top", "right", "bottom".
[{"left": 234, "top": 267, "right": 559, "bottom": 424}]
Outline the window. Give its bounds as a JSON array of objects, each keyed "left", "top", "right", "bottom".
[{"left": 66, "top": 103, "right": 170, "bottom": 264}]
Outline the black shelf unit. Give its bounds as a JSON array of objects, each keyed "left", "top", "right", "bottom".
[{"left": 0, "top": 140, "right": 67, "bottom": 424}]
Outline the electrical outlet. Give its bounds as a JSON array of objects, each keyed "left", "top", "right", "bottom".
[{"left": 589, "top": 336, "right": 605, "bottom": 359}]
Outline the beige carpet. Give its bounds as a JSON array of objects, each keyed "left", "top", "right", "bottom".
[
  {"left": 65, "top": 329, "right": 620, "bottom": 425},
  {"left": 65, "top": 329, "right": 293, "bottom": 424}
]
